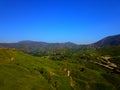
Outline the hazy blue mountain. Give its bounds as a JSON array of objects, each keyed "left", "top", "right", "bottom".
[
  {"left": 0, "top": 40, "right": 78, "bottom": 54},
  {"left": 93, "top": 34, "right": 120, "bottom": 47},
  {"left": 0, "top": 34, "right": 120, "bottom": 52}
]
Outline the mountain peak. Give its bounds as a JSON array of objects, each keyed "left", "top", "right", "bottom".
[{"left": 93, "top": 34, "right": 120, "bottom": 47}]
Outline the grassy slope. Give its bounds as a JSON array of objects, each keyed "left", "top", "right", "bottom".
[
  {"left": 0, "top": 48, "right": 120, "bottom": 90},
  {"left": 0, "top": 48, "right": 72, "bottom": 90}
]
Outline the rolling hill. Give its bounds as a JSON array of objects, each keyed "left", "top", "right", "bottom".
[
  {"left": 0, "top": 46, "right": 120, "bottom": 90},
  {"left": 0, "top": 34, "right": 120, "bottom": 90}
]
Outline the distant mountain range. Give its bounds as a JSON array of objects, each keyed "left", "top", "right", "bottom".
[
  {"left": 0, "top": 34, "right": 120, "bottom": 52},
  {"left": 0, "top": 40, "right": 79, "bottom": 54}
]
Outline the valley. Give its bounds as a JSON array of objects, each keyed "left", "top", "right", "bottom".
[{"left": 0, "top": 34, "right": 120, "bottom": 90}]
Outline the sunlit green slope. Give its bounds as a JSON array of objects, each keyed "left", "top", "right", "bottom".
[{"left": 0, "top": 48, "right": 120, "bottom": 90}]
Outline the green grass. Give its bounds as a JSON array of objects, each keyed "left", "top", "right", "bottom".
[{"left": 0, "top": 48, "right": 120, "bottom": 90}]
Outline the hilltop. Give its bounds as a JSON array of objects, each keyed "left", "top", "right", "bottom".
[{"left": 93, "top": 34, "right": 120, "bottom": 47}]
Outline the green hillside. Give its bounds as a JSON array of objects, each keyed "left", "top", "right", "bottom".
[{"left": 0, "top": 48, "right": 120, "bottom": 90}]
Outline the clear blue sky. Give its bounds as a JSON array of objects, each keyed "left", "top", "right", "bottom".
[{"left": 0, "top": 0, "right": 120, "bottom": 44}]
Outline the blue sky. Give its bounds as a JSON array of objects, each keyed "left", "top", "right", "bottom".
[{"left": 0, "top": 0, "right": 120, "bottom": 44}]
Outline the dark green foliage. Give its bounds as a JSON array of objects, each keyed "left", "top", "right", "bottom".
[
  {"left": 39, "top": 67, "right": 51, "bottom": 83},
  {"left": 101, "top": 73, "right": 120, "bottom": 90},
  {"left": 97, "top": 46, "right": 120, "bottom": 56},
  {"left": 90, "top": 82, "right": 114, "bottom": 90}
]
